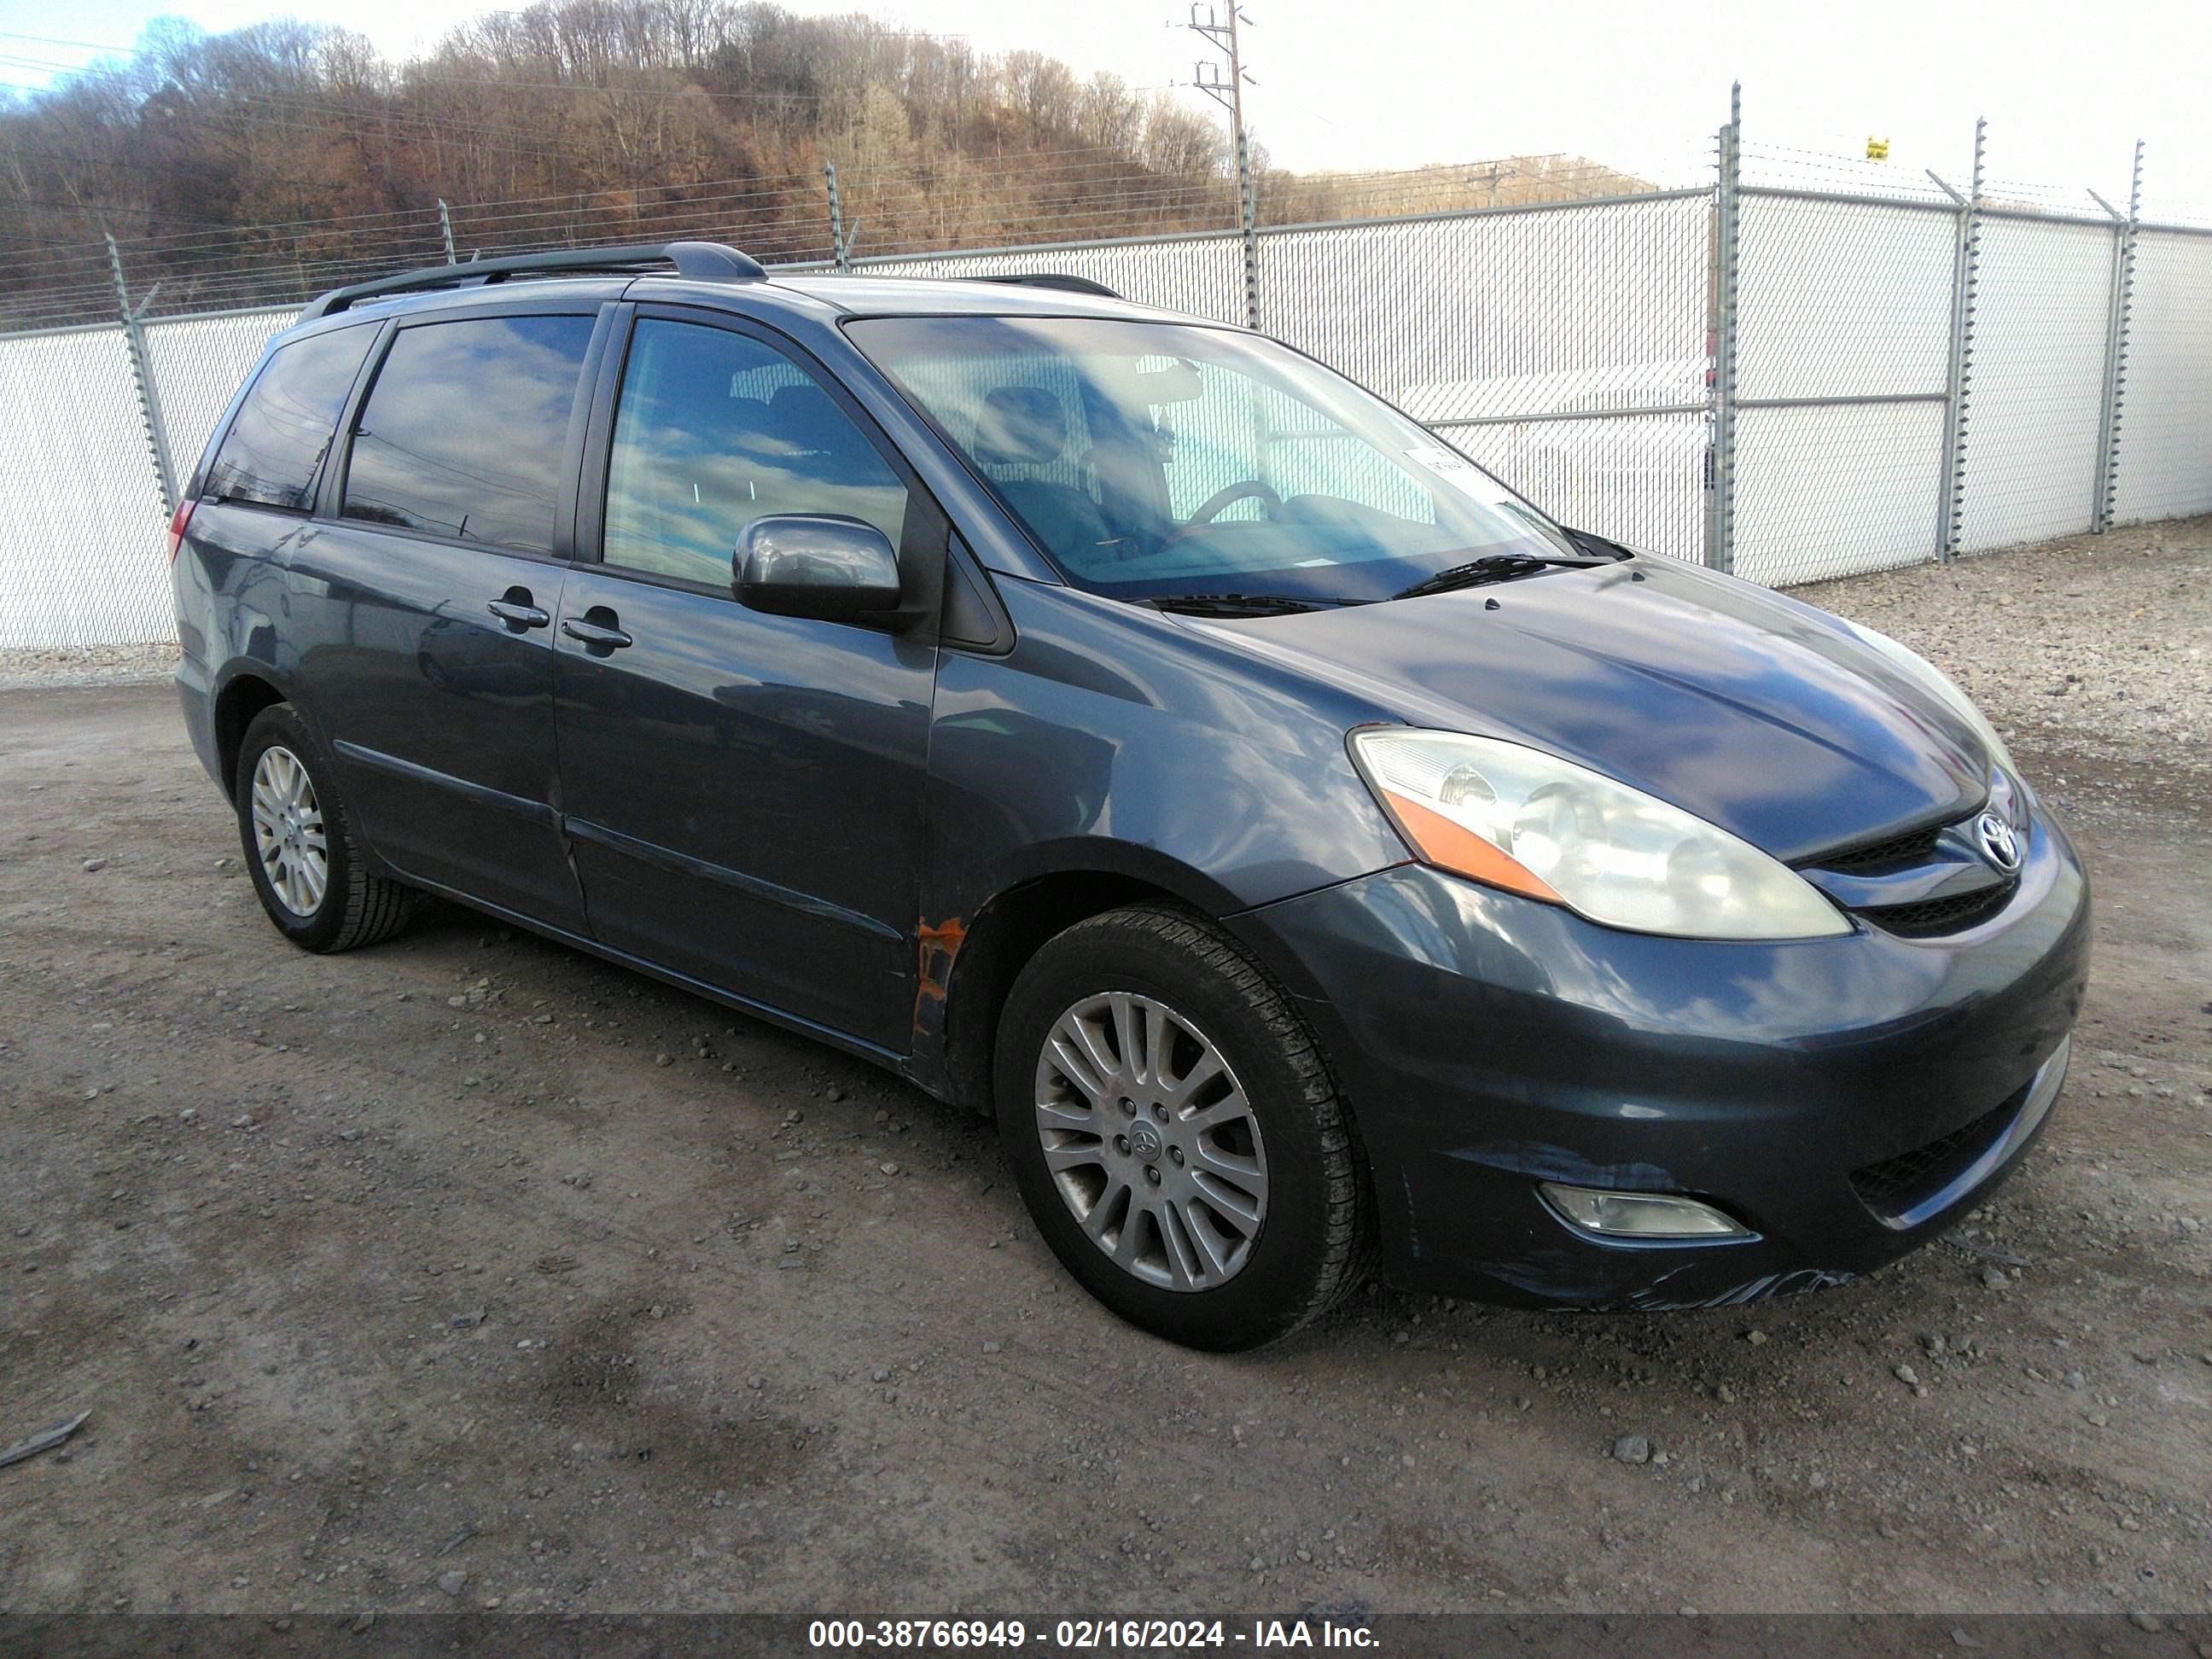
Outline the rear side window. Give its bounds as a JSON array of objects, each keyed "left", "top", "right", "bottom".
[
  {"left": 204, "top": 325, "right": 375, "bottom": 511},
  {"left": 341, "top": 315, "right": 596, "bottom": 552}
]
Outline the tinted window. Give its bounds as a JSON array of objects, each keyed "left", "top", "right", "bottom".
[
  {"left": 342, "top": 315, "right": 595, "bottom": 552},
  {"left": 602, "top": 320, "right": 908, "bottom": 586},
  {"left": 205, "top": 325, "right": 375, "bottom": 510}
]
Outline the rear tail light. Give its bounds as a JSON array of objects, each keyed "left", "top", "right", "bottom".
[{"left": 165, "top": 498, "right": 196, "bottom": 564}]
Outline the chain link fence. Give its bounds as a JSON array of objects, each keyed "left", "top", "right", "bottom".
[
  {"left": 1343, "top": 194, "right": 1713, "bottom": 561},
  {"left": 847, "top": 230, "right": 1248, "bottom": 325},
  {"left": 2112, "top": 230, "right": 2212, "bottom": 524},
  {"left": 0, "top": 324, "right": 172, "bottom": 648},
  {"left": 3, "top": 104, "right": 2209, "bottom": 649},
  {"left": 1727, "top": 189, "right": 1957, "bottom": 585}
]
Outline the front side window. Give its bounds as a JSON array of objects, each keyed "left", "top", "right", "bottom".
[
  {"left": 849, "top": 316, "right": 1574, "bottom": 605},
  {"left": 602, "top": 319, "right": 910, "bottom": 586},
  {"left": 341, "top": 314, "right": 596, "bottom": 552},
  {"left": 204, "top": 324, "right": 376, "bottom": 511}
]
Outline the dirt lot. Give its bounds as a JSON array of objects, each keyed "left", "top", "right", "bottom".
[{"left": 3, "top": 523, "right": 2208, "bottom": 1621}]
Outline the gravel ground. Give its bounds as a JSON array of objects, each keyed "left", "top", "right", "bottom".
[
  {"left": 1, "top": 520, "right": 2207, "bottom": 1621},
  {"left": 0, "top": 643, "right": 176, "bottom": 693},
  {"left": 1797, "top": 519, "right": 2212, "bottom": 787}
]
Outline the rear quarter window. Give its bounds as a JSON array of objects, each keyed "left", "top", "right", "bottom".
[{"left": 204, "top": 324, "right": 377, "bottom": 511}]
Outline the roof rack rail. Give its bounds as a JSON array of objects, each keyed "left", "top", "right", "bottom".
[
  {"left": 971, "top": 273, "right": 1121, "bottom": 299},
  {"left": 301, "top": 241, "right": 766, "bottom": 320}
]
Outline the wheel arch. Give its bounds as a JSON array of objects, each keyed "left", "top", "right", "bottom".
[
  {"left": 928, "top": 839, "right": 1341, "bottom": 1122},
  {"left": 211, "top": 667, "right": 294, "bottom": 800},
  {"left": 934, "top": 867, "right": 1188, "bottom": 1118}
]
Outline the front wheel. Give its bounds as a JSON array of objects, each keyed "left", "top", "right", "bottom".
[
  {"left": 235, "top": 703, "right": 417, "bottom": 953},
  {"left": 993, "top": 905, "right": 1372, "bottom": 1350}
]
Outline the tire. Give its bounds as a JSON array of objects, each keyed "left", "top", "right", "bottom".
[
  {"left": 235, "top": 703, "right": 417, "bottom": 953},
  {"left": 993, "top": 904, "right": 1372, "bottom": 1350}
]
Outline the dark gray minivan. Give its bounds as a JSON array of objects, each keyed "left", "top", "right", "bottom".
[{"left": 173, "top": 242, "right": 2087, "bottom": 1349}]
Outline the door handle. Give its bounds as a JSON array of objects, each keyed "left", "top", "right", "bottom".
[
  {"left": 562, "top": 614, "right": 632, "bottom": 651},
  {"left": 487, "top": 597, "right": 551, "bottom": 630}
]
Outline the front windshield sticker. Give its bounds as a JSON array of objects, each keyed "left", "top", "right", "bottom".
[{"left": 1405, "top": 444, "right": 1505, "bottom": 500}]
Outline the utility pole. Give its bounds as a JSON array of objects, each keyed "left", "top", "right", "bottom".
[
  {"left": 1187, "top": 2, "right": 1251, "bottom": 159},
  {"left": 1468, "top": 160, "right": 1518, "bottom": 209},
  {"left": 1186, "top": 3, "right": 1259, "bottom": 328}
]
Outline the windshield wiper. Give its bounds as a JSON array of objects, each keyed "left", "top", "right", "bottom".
[
  {"left": 1147, "top": 592, "right": 1364, "bottom": 618},
  {"left": 1391, "top": 551, "right": 1623, "bottom": 601}
]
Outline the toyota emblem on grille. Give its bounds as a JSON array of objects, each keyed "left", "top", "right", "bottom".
[{"left": 1975, "top": 812, "right": 2022, "bottom": 874}]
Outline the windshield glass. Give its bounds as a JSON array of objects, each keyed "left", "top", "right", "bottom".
[{"left": 847, "top": 316, "right": 1577, "bottom": 604}]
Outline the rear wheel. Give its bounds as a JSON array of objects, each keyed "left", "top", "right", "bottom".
[
  {"left": 994, "top": 905, "right": 1371, "bottom": 1350},
  {"left": 236, "top": 704, "right": 416, "bottom": 952}
]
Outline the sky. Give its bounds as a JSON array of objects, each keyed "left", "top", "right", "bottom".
[{"left": 3, "top": 0, "right": 2207, "bottom": 213}]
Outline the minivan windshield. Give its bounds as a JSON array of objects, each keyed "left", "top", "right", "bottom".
[{"left": 847, "top": 316, "right": 1583, "bottom": 607}]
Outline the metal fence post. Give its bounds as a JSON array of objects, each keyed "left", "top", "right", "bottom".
[
  {"left": 1935, "top": 118, "right": 1986, "bottom": 562},
  {"left": 1703, "top": 83, "right": 1741, "bottom": 575},
  {"left": 105, "top": 233, "right": 178, "bottom": 518},
  {"left": 824, "top": 164, "right": 852, "bottom": 273},
  {"left": 2090, "top": 140, "right": 2144, "bottom": 533},
  {"left": 1235, "top": 131, "right": 1260, "bottom": 330},
  {"left": 437, "top": 198, "right": 457, "bottom": 265}
]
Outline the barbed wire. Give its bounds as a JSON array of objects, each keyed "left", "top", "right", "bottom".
[{"left": 7, "top": 128, "right": 2203, "bottom": 333}]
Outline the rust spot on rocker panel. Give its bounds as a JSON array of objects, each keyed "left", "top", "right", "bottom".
[{"left": 913, "top": 917, "right": 970, "bottom": 1036}]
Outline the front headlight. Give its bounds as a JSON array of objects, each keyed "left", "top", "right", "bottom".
[
  {"left": 1844, "top": 623, "right": 2016, "bottom": 777},
  {"left": 1349, "top": 729, "right": 1851, "bottom": 940}
]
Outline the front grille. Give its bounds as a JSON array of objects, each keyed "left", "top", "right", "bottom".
[
  {"left": 1860, "top": 882, "right": 2014, "bottom": 938},
  {"left": 1816, "top": 823, "right": 1946, "bottom": 874},
  {"left": 1802, "top": 808, "right": 2021, "bottom": 939},
  {"left": 1849, "top": 1092, "right": 2017, "bottom": 1219}
]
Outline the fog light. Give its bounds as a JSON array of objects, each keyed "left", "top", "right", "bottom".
[{"left": 1540, "top": 1183, "right": 1751, "bottom": 1240}]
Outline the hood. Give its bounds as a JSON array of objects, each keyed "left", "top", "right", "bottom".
[{"left": 1190, "top": 556, "right": 1990, "bottom": 864}]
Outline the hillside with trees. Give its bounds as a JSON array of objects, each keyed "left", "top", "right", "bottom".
[{"left": 0, "top": 2, "right": 1649, "bottom": 327}]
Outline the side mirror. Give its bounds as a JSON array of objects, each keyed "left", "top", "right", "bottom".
[{"left": 734, "top": 515, "right": 903, "bottom": 622}]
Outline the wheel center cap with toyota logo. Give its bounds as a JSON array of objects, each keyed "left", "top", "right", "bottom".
[
  {"left": 1129, "top": 1122, "right": 1165, "bottom": 1161},
  {"left": 1976, "top": 812, "right": 2022, "bottom": 874}
]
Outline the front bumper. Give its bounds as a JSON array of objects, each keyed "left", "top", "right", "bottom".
[{"left": 1235, "top": 807, "right": 2090, "bottom": 1309}]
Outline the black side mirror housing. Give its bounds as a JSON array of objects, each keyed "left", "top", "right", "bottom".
[{"left": 734, "top": 515, "right": 903, "bottom": 622}]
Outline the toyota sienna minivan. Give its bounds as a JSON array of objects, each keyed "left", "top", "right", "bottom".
[{"left": 171, "top": 242, "right": 2088, "bottom": 1350}]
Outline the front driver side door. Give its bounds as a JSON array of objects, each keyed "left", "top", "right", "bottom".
[{"left": 552, "top": 309, "right": 940, "bottom": 1054}]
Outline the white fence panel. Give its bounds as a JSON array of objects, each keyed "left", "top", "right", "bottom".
[
  {"left": 1736, "top": 196, "right": 1955, "bottom": 402},
  {"left": 1958, "top": 217, "right": 2113, "bottom": 553},
  {"left": 0, "top": 325, "right": 171, "bottom": 649},
  {"left": 2113, "top": 230, "right": 2212, "bottom": 525},
  {"left": 1263, "top": 195, "right": 1713, "bottom": 559},
  {"left": 1733, "top": 401, "right": 1950, "bottom": 586},
  {"left": 1264, "top": 195, "right": 1709, "bottom": 405},
  {"left": 1731, "top": 194, "right": 1957, "bottom": 584}
]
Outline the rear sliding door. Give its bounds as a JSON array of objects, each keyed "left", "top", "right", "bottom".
[{"left": 288, "top": 303, "right": 610, "bottom": 930}]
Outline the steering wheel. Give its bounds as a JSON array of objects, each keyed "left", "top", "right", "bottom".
[{"left": 1161, "top": 480, "right": 1284, "bottom": 548}]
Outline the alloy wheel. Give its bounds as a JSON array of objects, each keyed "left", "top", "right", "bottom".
[
  {"left": 1032, "top": 991, "right": 1269, "bottom": 1291},
  {"left": 249, "top": 744, "right": 329, "bottom": 917}
]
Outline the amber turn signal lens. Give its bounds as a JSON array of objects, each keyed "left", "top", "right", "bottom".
[{"left": 1379, "top": 789, "right": 1562, "bottom": 905}]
